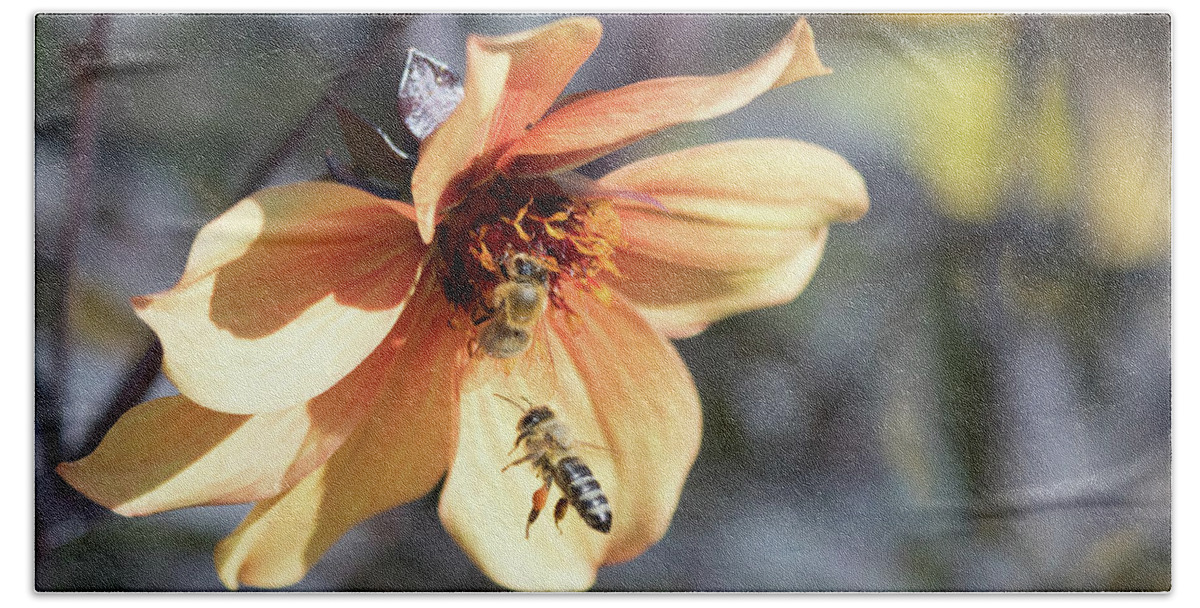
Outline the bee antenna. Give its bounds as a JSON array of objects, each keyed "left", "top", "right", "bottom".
[
  {"left": 493, "top": 393, "right": 527, "bottom": 413},
  {"left": 497, "top": 250, "right": 513, "bottom": 280}
]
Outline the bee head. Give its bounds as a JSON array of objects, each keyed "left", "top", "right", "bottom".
[
  {"left": 503, "top": 253, "right": 550, "bottom": 286},
  {"left": 517, "top": 406, "right": 555, "bottom": 433}
]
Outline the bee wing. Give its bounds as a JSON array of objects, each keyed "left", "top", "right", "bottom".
[
  {"left": 572, "top": 440, "right": 612, "bottom": 455},
  {"left": 506, "top": 320, "right": 561, "bottom": 404}
]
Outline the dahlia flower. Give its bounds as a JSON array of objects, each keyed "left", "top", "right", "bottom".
[{"left": 58, "top": 16, "right": 868, "bottom": 591}]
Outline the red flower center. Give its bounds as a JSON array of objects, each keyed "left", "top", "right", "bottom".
[{"left": 433, "top": 174, "right": 623, "bottom": 327}]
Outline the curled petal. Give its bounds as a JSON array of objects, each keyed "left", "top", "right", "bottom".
[
  {"left": 56, "top": 312, "right": 413, "bottom": 517},
  {"left": 214, "top": 279, "right": 464, "bottom": 590},
  {"left": 58, "top": 397, "right": 283, "bottom": 516},
  {"left": 412, "top": 17, "right": 603, "bottom": 243},
  {"left": 599, "top": 139, "right": 868, "bottom": 337},
  {"left": 500, "top": 18, "right": 831, "bottom": 176},
  {"left": 133, "top": 182, "right": 425, "bottom": 415},
  {"left": 438, "top": 290, "right": 701, "bottom": 590}
]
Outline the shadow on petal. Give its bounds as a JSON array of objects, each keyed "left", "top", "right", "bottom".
[
  {"left": 133, "top": 182, "right": 428, "bottom": 415},
  {"left": 214, "top": 277, "right": 465, "bottom": 590},
  {"left": 551, "top": 287, "right": 702, "bottom": 565},
  {"left": 600, "top": 138, "right": 867, "bottom": 337},
  {"left": 56, "top": 302, "right": 431, "bottom": 517},
  {"left": 440, "top": 323, "right": 611, "bottom": 591},
  {"left": 210, "top": 184, "right": 424, "bottom": 339},
  {"left": 439, "top": 287, "right": 702, "bottom": 589},
  {"left": 613, "top": 227, "right": 829, "bottom": 339}
]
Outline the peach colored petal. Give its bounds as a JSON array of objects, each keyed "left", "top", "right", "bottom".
[
  {"left": 598, "top": 139, "right": 868, "bottom": 337},
  {"left": 550, "top": 288, "right": 703, "bottom": 566},
  {"left": 499, "top": 18, "right": 831, "bottom": 176},
  {"left": 133, "top": 182, "right": 426, "bottom": 415},
  {"left": 56, "top": 313, "right": 411, "bottom": 517},
  {"left": 613, "top": 230, "right": 829, "bottom": 339},
  {"left": 438, "top": 289, "right": 701, "bottom": 590},
  {"left": 214, "top": 279, "right": 465, "bottom": 590},
  {"left": 438, "top": 325, "right": 608, "bottom": 591},
  {"left": 57, "top": 397, "right": 253, "bottom": 515},
  {"left": 411, "top": 17, "right": 603, "bottom": 243}
]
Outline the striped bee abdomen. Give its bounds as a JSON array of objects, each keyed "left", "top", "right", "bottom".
[{"left": 553, "top": 456, "right": 612, "bottom": 533}]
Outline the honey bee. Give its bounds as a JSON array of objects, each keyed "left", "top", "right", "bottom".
[
  {"left": 477, "top": 253, "right": 550, "bottom": 359},
  {"left": 496, "top": 393, "right": 613, "bottom": 538}
]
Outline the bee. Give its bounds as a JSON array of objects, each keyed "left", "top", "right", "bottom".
[
  {"left": 477, "top": 253, "right": 550, "bottom": 359},
  {"left": 496, "top": 394, "right": 613, "bottom": 539}
]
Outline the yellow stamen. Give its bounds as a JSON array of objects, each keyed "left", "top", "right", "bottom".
[
  {"left": 569, "top": 234, "right": 609, "bottom": 257},
  {"left": 525, "top": 210, "right": 570, "bottom": 241},
  {"left": 594, "top": 255, "right": 621, "bottom": 277},
  {"left": 472, "top": 226, "right": 501, "bottom": 274},
  {"left": 542, "top": 221, "right": 566, "bottom": 240},
  {"left": 592, "top": 283, "right": 614, "bottom": 306},
  {"left": 539, "top": 255, "right": 562, "bottom": 273}
]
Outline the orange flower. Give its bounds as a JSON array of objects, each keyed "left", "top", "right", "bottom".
[{"left": 57, "top": 17, "right": 868, "bottom": 591}]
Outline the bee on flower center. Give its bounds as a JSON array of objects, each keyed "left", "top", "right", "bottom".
[
  {"left": 434, "top": 174, "right": 626, "bottom": 358},
  {"left": 497, "top": 393, "right": 613, "bottom": 538},
  {"left": 476, "top": 253, "right": 550, "bottom": 358}
]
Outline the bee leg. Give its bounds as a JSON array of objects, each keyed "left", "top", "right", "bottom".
[
  {"left": 471, "top": 303, "right": 493, "bottom": 326},
  {"left": 553, "top": 498, "right": 570, "bottom": 534},
  {"left": 525, "top": 478, "right": 552, "bottom": 540},
  {"left": 449, "top": 309, "right": 481, "bottom": 331},
  {"left": 501, "top": 453, "right": 537, "bottom": 473},
  {"left": 510, "top": 429, "right": 534, "bottom": 453}
]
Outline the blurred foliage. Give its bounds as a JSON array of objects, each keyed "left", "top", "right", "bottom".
[
  {"left": 807, "top": 14, "right": 1170, "bottom": 268},
  {"left": 35, "top": 13, "right": 1169, "bottom": 592}
]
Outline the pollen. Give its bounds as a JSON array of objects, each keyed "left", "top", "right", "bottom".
[
  {"left": 470, "top": 228, "right": 501, "bottom": 275},
  {"left": 433, "top": 174, "right": 623, "bottom": 314},
  {"left": 541, "top": 222, "right": 566, "bottom": 240}
]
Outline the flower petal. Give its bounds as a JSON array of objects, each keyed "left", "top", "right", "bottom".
[
  {"left": 56, "top": 312, "right": 411, "bottom": 517},
  {"left": 612, "top": 234, "right": 829, "bottom": 339},
  {"left": 499, "top": 18, "right": 831, "bottom": 176},
  {"left": 550, "top": 288, "right": 703, "bottom": 566},
  {"left": 437, "top": 327, "right": 608, "bottom": 591},
  {"left": 599, "top": 139, "right": 868, "bottom": 337},
  {"left": 133, "top": 182, "right": 425, "bottom": 415},
  {"left": 411, "top": 17, "right": 603, "bottom": 243},
  {"left": 438, "top": 289, "right": 701, "bottom": 590},
  {"left": 213, "top": 279, "right": 464, "bottom": 590}
]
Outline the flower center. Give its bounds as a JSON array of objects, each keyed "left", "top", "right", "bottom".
[{"left": 433, "top": 174, "right": 623, "bottom": 324}]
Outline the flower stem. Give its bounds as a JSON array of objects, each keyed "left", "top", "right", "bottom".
[
  {"left": 41, "top": 14, "right": 111, "bottom": 468},
  {"left": 36, "top": 14, "right": 111, "bottom": 586}
]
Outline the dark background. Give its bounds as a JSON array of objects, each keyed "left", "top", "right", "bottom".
[{"left": 34, "top": 14, "right": 1170, "bottom": 591}]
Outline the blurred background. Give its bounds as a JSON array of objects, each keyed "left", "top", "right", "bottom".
[{"left": 34, "top": 14, "right": 1170, "bottom": 591}]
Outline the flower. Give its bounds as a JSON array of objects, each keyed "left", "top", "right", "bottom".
[{"left": 57, "top": 16, "right": 868, "bottom": 591}]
